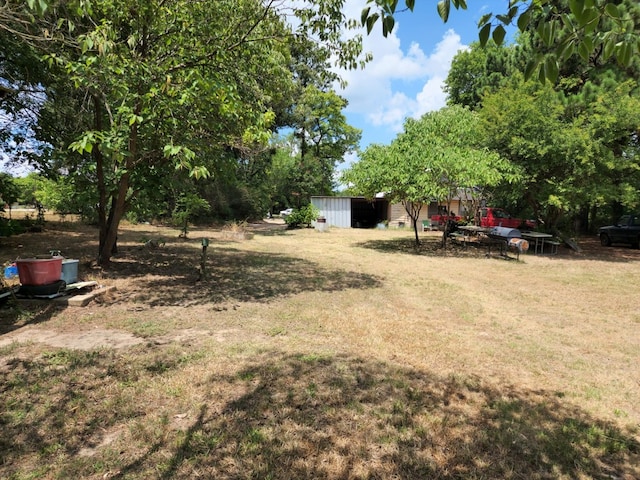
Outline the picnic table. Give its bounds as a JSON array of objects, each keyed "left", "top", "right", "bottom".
[
  {"left": 457, "top": 225, "right": 490, "bottom": 235},
  {"left": 449, "top": 225, "right": 490, "bottom": 247}
]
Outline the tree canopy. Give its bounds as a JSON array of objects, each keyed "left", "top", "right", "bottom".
[
  {"left": 362, "top": 0, "right": 640, "bottom": 83},
  {"left": 445, "top": 33, "right": 640, "bottom": 232},
  {"left": 1, "top": 0, "right": 367, "bottom": 265},
  {"left": 342, "top": 106, "right": 518, "bottom": 245}
]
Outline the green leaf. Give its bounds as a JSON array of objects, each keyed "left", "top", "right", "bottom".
[
  {"left": 583, "top": 9, "right": 600, "bottom": 34},
  {"left": 477, "top": 13, "right": 492, "bottom": 28},
  {"left": 128, "top": 115, "right": 143, "bottom": 126},
  {"left": 538, "top": 63, "right": 546, "bottom": 84},
  {"left": 604, "top": 4, "right": 620, "bottom": 19},
  {"left": 524, "top": 58, "right": 539, "bottom": 81},
  {"left": 560, "top": 13, "right": 573, "bottom": 29},
  {"left": 189, "top": 166, "right": 210, "bottom": 180},
  {"left": 492, "top": 25, "right": 506, "bottom": 46},
  {"left": 383, "top": 15, "right": 395, "bottom": 35},
  {"left": 602, "top": 37, "right": 616, "bottom": 61},
  {"left": 617, "top": 42, "right": 632, "bottom": 67},
  {"left": 366, "top": 13, "right": 379, "bottom": 35},
  {"left": 569, "top": 0, "right": 584, "bottom": 22},
  {"left": 540, "top": 21, "right": 555, "bottom": 47},
  {"left": 560, "top": 39, "right": 576, "bottom": 60},
  {"left": 479, "top": 23, "right": 491, "bottom": 47},
  {"left": 517, "top": 9, "right": 531, "bottom": 32},
  {"left": 544, "top": 56, "right": 559, "bottom": 83},
  {"left": 406, "top": 0, "right": 416, "bottom": 11},
  {"left": 361, "top": 7, "right": 370, "bottom": 26},
  {"left": 38, "top": 0, "right": 48, "bottom": 14},
  {"left": 437, "top": 0, "right": 450, "bottom": 23},
  {"left": 578, "top": 41, "right": 590, "bottom": 61},
  {"left": 555, "top": 37, "right": 570, "bottom": 59}
]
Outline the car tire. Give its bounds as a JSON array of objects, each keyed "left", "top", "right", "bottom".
[
  {"left": 600, "top": 233, "right": 611, "bottom": 247},
  {"left": 632, "top": 236, "right": 640, "bottom": 249}
]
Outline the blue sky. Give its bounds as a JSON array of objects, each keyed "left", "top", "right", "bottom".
[{"left": 334, "top": 0, "right": 514, "bottom": 169}]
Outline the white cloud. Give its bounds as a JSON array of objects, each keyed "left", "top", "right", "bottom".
[
  {"left": 413, "top": 76, "right": 448, "bottom": 118},
  {"left": 334, "top": 0, "right": 468, "bottom": 134},
  {"left": 369, "top": 92, "right": 413, "bottom": 130}
]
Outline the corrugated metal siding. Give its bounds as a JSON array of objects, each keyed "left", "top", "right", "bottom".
[{"left": 311, "top": 197, "right": 352, "bottom": 228}]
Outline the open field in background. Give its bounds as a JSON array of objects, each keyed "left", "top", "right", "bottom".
[{"left": 1, "top": 219, "right": 639, "bottom": 479}]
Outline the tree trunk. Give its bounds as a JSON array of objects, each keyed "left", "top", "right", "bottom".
[
  {"left": 589, "top": 204, "right": 598, "bottom": 235},
  {"left": 98, "top": 173, "right": 130, "bottom": 266},
  {"left": 97, "top": 103, "right": 139, "bottom": 267},
  {"left": 94, "top": 94, "right": 110, "bottom": 263},
  {"left": 403, "top": 201, "right": 422, "bottom": 247}
]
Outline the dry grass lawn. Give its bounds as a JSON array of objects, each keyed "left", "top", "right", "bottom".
[{"left": 1, "top": 218, "right": 639, "bottom": 479}]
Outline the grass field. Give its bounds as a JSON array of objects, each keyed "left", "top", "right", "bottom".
[{"left": 1, "top": 220, "right": 639, "bottom": 479}]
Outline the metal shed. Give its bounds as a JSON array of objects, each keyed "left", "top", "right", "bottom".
[{"left": 311, "top": 196, "right": 389, "bottom": 228}]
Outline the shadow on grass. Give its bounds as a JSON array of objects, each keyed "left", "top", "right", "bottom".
[
  {"left": 0, "top": 234, "right": 383, "bottom": 327},
  {"left": 0, "top": 302, "right": 63, "bottom": 335},
  {"left": 105, "top": 245, "right": 383, "bottom": 307},
  {"left": 356, "top": 235, "right": 640, "bottom": 263},
  {"left": 1, "top": 350, "right": 637, "bottom": 479},
  {"left": 356, "top": 236, "right": 494, "bottom": 259}
]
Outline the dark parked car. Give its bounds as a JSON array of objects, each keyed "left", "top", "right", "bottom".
[{"left": 599, "top": 214, "right": 640, "bottom": 248}]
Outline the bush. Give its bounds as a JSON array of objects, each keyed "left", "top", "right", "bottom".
[
  {"left": 0, "top": 218, "right": 26, "bottom": 237},
  {"left": 172, "top": 193, "right": 211, "bottom": 237},
  {"left": 284, "top": 204, "right": 320, "bottom": 228}
]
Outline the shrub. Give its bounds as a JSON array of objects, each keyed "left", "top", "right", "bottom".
[
  {"left": 0, "top": 218, "right": 26, "bottom": 236},
  {"left": 172, "top": 193, "right": 211, "bottom": 237},
  {"left": 284, "top": 204, "right": 319, "bottom": 228}
]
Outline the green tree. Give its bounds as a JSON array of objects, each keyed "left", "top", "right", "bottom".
[
  {"left": 291, "top": 88, "right": 361, "bottom": 198},
  {"left": 479, "top": 76, "right": 595, "bottom": 230},
  {"left": 284, "top": 203, "right": 320, "bottom": 228},
  {"left": 362, "top": 0, "right": 639, "bottom": 83},
  {"left": 566, "top": 79, "right": 640, "bottom": 227},
  {"left": 2, "top": 0, "right": 367, "bottom": 266},
  {"left": 263, "top": 138, "right": 300, "bottom": 212},
  {"left": 445, "top": 41, "right": 523, "bottom": 110},
  {"left": 445, "top": 18, "right": 640, "bottom": 233},
  {"left": 274, "top": 35, "right": 362, "bottom": 204},
  {"left": 0, "top": 173, "right": 20, "bottom": 217},
  {"left": 172, "top": 193, "right": 210, "bottom": 238},
  {"left": 343, "top": 106, "right": 517, "bottom": 246},
  {"left": 13, "top": 173, "right": 42, "bottom": 206}
]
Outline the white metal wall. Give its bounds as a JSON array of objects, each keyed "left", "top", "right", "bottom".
[{"left": 311, "top": 196, "right": 352, "bottom": 228}]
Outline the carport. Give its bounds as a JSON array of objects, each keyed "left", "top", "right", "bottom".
[{"left": 311, "top": 196, "right": 389, "bottom": 228}]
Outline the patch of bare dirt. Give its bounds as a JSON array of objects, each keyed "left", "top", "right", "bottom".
[{"left": 0, "top": 327, "right": 144, "bottom": 350}]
